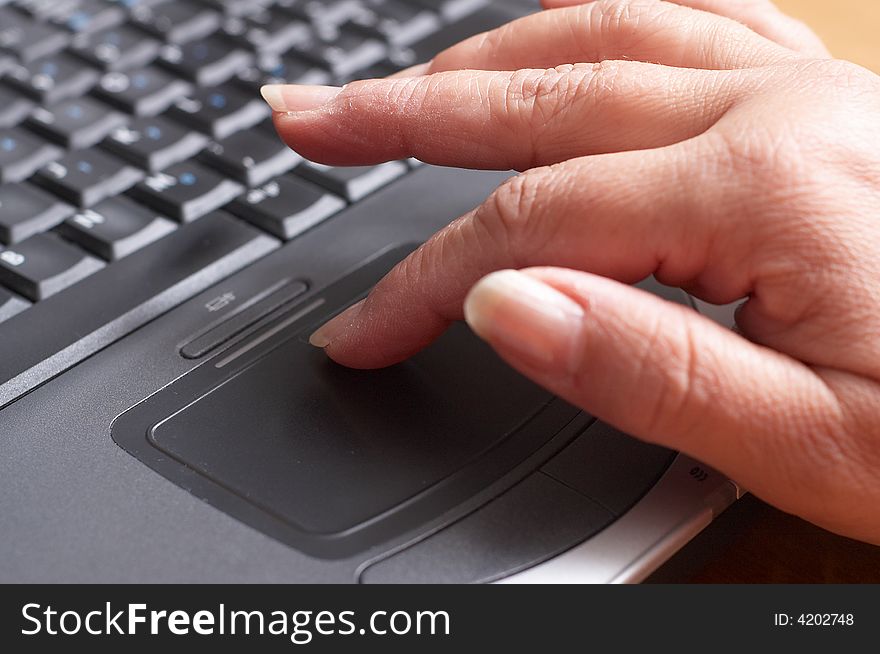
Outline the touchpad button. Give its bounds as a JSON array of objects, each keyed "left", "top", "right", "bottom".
[{"left": 149, "top": 322, "right": 555, "bottom": 535}]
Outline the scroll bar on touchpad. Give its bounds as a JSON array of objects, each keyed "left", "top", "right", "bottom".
[{"left": 213, "top": 243, "right": 418, "bottom": 369}]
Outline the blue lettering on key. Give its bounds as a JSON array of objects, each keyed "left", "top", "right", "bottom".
[
  {"left": 0, "top": 137, "right": 16, "bottom": 152},
  {"left": 132, "top": 73, "right": 148, "bottom": 89},
  {"left": 77, "top": 160, "right": 93, "bottom": 175},
  {"left": 208, "top": 93, "right": 227, "bottom": 110},
  {"left": 145, "top": 125, "right": 162, "bottom": 140},
  {"left": 66, "top": 104, "right": 84, "bottom": 120},
  {"left": 68, "top": 12, "right": 91, "bottom": 33},
  {"left": 179, "top": 172, "right": 196, "bottom": 186},
  {"left": 41, "top": 62, "right": 59, "bottom": 78}
]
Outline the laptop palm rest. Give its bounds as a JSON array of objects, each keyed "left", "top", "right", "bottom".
[{"left": 112, "top": 246, "right": 581, "bottom": 559}]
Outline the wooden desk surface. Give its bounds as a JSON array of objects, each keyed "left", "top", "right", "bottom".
[
  {"left": 776, "top": 0, "right": 880, "bottom": 71},
  {"left": 656, "top": 1, "right": 880, "bottom": 583}
]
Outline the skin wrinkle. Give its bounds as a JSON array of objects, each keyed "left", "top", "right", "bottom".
[{"left": 270, "top": 0, "right": 880, "bottom": 544}]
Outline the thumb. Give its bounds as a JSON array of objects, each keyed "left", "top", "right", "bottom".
[{"left": 462, "top": 267, "right": 846, "bottom": 511}]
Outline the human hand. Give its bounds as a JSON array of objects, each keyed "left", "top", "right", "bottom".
[{"left": 261, "top": 0, "right": 880, "bottom": 544}]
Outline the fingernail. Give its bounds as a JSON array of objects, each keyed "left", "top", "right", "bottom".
[
  {"left": 260, "top": 84, "right": 342, "bottom": 113},
  {"left": 463, "top": 270, "right": 584, "bottom": 369},
  {"left": 309, "top": 301, "right": 363, "bottom": 349}
]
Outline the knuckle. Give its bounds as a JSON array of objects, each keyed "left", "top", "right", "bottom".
[
  {"left": 636, "top": 311, "right": 704, "bottom": 437},
  {"left": 476, "top": 170, "right": 554, "bottom": 262}
]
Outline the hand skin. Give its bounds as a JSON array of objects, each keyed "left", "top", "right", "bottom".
[{"left": 261, "top": 0, "right": 880, "bottom": 545}]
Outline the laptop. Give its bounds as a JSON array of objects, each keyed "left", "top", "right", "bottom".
[{"left": 0, "top": 0, "right": 741, "bottom": 583}]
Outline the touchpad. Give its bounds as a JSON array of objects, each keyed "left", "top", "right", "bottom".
[
  {"left": 113, "top": 246, "right": 583, "bottom": 558},
  {"left": 150, "top": 321, "right": 554, "bottom": 535}
]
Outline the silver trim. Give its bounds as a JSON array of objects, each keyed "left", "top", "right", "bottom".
[
  {"left": 502, "top": 297, "right": 743, "bottom": 584},
  {"left": 500, "top": 454, "right": 739, "bottom": 584}
]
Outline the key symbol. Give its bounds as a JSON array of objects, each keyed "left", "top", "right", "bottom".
[{"left": 1, "top": 251, "right": 25, "bottom": 267}]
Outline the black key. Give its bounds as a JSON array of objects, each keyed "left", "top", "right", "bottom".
[
  {"left": 235, "top": 52, "right": 330, "bottom": 91},
  {"left": 200, "top": 0, "right": 273, "bottom": 17},
  {"left": 27, "top": 96, "right": 127, "bottom": 149},
  {"left": 130, "top": 0, "right": 221, "bottom": 44},
  {"left": 0, "top": 211, "right": 277, "bottom": 407},
  {"left": 0, "top": 86, "right": 35, "bottom": 129},
  {"left": 336, "top": 57, "right": 399, "bottom": 84},
  {"left": 349, "top": 0, "right": 441, "bottom": 47},
  {"left": 296, "top": 160, "right": 407, "bottom": 201},
  {"left": 34, "top": 148, "right": 144, "bottom": 207},
  {"left": 0, "top": 7, "right": 70, "bottom": 62},
  {"left": 168, "top": 84, "right": 269, "bottom": 139},
  {"left": 93, "top": 66, "right": 192, "bottom": 116},
  {"left": 158, "top": 34, "right": 251, "bottom": 86},
  {"left": 51, "top": 0, "right": 125, "bottom": 35},
  {"left": 409, "top": 0, "right": 488, "bottom": 22},
  {"left": 227, "top": 175, "right": 345, "bottom": 240},
  {"left": 0, "top": 128, "right": 63, "bottom": 184},
  {"left": 279, "top": 0, "right": 363, "bottom": 28},
  {"left": 70, "top": 24, "right": 162, "bottom": 71},
  {"left": 0, "top": 286, "right": 30, "bottom": 324},
  {"left": 103, "top": 115, "right": 208, "bottom": 172},
  {"left": 199, "top": 129, "right": 301, "bottom": 187},
  {"left": 290, "top": 24, "right": 386, "bottom": 78},
  {"left": 222, "top": 7, "right": 310, "bottom": 54},
  {"left": 5, "top": 52, "right": 100, "bottom": 104},
  {"left": 129, "top": 161, "right": 243, "bottom": 221},
  {"left": 394, "top": 2, "right": 513, "bottom": 67},
  {"left": 0, "top": 183, "right": 74, "bottom": 244},
  {"left": 57, "top": 195, "right": 176, "bottom": 260},
  {"left": 0, "top": 232, "right": 104, "bottom": 301}
]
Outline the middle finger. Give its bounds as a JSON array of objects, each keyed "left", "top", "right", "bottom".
[{"left": 428, "top": 0, "right": 798, "bottom": 74}]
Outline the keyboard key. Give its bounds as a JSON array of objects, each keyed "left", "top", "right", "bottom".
[
  {"left": 103, "top": 115, "right": 208, "bottom": 172},
  {"left": 0, "top": 183, "right": 74, "bottom": 244},
  {"left": 296, "top": 160, "right": 407, "bottom": 201},
  {"left": 0, "top": 7, "right": 70, "bottom": 62},
  {"left": 93, "top": 66, "right": 192, "bottom": 116},
  {"left": 0, "top": 86, "right": 35, "bottom": 129},
  {"left": 5, "top": 52, "right": 100, "bottom": 104},
  {"left": 200, "top": 0, "right": 273, "bottom": 17},
  {"left": 27, "top": 96, "right": 127, "bottom": 149},
  {"left": 0, "top": 128, "right": 63, "bottom": 184},
  {"left": 409, "top": 0, "right": 488, "bottom": 22},
  {"left": 57, "top": 195, "right": 176, "bottom": 260},
  {"left": 348, "top": 0, "right": 441, "bottom": 47},
  {"left": 398, "top": 2, "right": 513, "bottom": 66},
  {"left": 199, "top": 129, "right": 301, "bottom": 187},
  {"left": 0, "top": 211, "right": 277, "bottom": 407},
  {"left": 0, "top": 232, "right": 104, "bottom": 301},
  {"left": 168, "top": 84, "right": 269, "bottom": 139},
  {"left": 51, "top": 0, "right": 125, "bottom": 35},
  {"left": 130, "top": 0, "right": 221, "bottom": 44},
  {"left": 158, "top": 34, "right": 251, "bottom": 86},
  {"left": 222, "top": 7, "right": 310, "bottom": 54},
  {"left": 34, "top": 148, "right": 144, "bottom": 207},
  {"left": 129, "top": 161, "right": 243, "bottom": 221},
  {"left": 227, "top": 175, "right": 345, "bottom": 240},
  {"left": 235, "top": 52, "right": 330, "bottom": 91},
  {"left": 279, "top": 0, "right": 363, "bottom": 28},
  {"left": 290, "top": 24, "right": 386, "bottom": 78},
  {"left": 70, "top": 24, "right": 162, "bottom": 71},
  {"left": 0, "top": 286, "right": 30, "bottom": 324}
]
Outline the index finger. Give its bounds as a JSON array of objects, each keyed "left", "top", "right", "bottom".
[{"left": 310, "top": 141, "right": 747, "bottom": 369}]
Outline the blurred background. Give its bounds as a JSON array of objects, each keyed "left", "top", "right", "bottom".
[{"left": 777, "top": 0, "right": 879, "bottom": 70}]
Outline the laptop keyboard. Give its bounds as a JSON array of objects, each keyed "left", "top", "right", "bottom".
[{"left": 0, "top": 0, "right": 529, "bottom": 406}]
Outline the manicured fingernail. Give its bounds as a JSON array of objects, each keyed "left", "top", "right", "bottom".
[
  {"left": 309, "top": 301, "right": 363, "bottom": 349},
  {"left": 463, "top": 270, "right": 584, "bottom": 369},
  {"left": 260, "top": 84, "right": 342, "bottom": 113}
]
